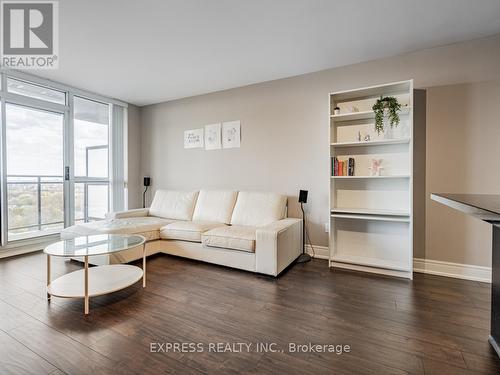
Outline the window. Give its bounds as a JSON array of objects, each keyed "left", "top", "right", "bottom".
[
  {"left": 0, "top": 73, "right": 127, "bottom": 246},
  {"left": 5, "top": 104, "right": 64, "bottom": 241},
  {"left": 73, "top": 96, "right": 110, "bottom": 223}
]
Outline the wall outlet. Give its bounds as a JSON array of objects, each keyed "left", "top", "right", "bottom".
[{"left": 324, "top": 223, "right": 329, "bottom": 233}]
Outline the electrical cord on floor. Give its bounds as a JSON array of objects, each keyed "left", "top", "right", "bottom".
[{"left": 304, "top": 219, "right": 315, "bottom": 258}]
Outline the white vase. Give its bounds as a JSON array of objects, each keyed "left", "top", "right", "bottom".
[
  {"left": 384, "top": 123, "right": 394, "bottom": 139},
  {"left": 382, "top": 108, "right": 396, "bottom": 139}
]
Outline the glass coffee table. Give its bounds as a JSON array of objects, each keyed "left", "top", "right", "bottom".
[{"left": 44, "top": 234, "right": 146, "bottom": 315}]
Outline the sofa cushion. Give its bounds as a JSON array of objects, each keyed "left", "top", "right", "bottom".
[
  {"left": 230, "top": 192, "right": 287, "bottom": 227},
  {"left": 60, "top": 216, "right": 174, "bottom": 241},
  {"left": 160, "top": 221, "right": 226, "bottom": 242},
  {"left": 192, "top": 190, "right": 238, "bottom": 224},
  {"left": 202, "top": 225, "right": 256, "bottom": 253},
  {"left": 149, "top": 190, "right": 199, "bottom": 220}
]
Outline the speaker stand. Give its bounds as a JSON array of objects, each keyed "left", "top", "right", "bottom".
[
  {"left": 297, "top": 202, "right": 312, "bottom": 263},
  {"left": 142, "top": 186, "right": 149, "bottom": 208}
]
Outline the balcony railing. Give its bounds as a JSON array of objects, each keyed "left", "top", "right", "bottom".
[
  {"left": 7, "top": 175, "right": 64, "bottom": 240},
  {"left": 7, "top": 174, "right": 108, "bottom": 241}
]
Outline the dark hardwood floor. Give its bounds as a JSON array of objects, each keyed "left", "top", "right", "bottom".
[{"left": 1, "top": 252, "right": 499, "bottom": 375}]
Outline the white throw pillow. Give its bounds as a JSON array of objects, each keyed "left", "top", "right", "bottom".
[
  {"left": 230, "top": 191, "right": 287, "bottom": 227},
  {"left": 192, "top": 190, "right": 238, "bottom": 224},
  {"left": 149, "top": 190, "right": 199, "bottom": 220}
]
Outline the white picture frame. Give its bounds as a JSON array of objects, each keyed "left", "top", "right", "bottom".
[
  {"left": 222, "top": 120, "right": 241, "bottom": 149},
  {"left": 204, "top": 123, "right": 222, "bottom": 150},
  {"left": 184, "top": 128, "right": 204, "bottom": 149}
]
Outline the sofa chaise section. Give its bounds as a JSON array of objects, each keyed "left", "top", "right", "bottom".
[
  {"left": 60, "top": 215, "right": 173, "bottom": 241},
  {"left": 60, "top": 190, "right": 200, "bottom": 264}
]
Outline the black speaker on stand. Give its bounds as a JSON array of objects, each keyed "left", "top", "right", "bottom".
[
  {"left": 143, "top": 177, "right": 151, "bottom": 208},
  {"left": 296, "top": 190, "right": 311, "bottom": 263}
]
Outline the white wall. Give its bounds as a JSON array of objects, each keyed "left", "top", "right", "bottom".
[
  {"left": 139, "top": 34, "right": 500, "bottom": 267},
  {"left": 127, "top": 104, "right": 142, "bottom": 209},
  {"left": 425, "top": 81, "right": 500, "bottom": 266}
]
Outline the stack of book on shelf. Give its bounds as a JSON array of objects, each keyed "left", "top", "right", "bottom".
[{"left": 332, "top": 157, "right": 355, "bottom": 176}]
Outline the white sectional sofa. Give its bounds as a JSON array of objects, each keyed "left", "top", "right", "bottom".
[{"left": 61, "top": 190, "right": 302, "bottom": 276}]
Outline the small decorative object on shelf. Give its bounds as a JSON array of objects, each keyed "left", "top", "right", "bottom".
[
  {"left": 333, "top": 106, "right": 340, "bottom": 115},
  {"left": 372, "top": 96, "right": 402, "bottom": 134},
  {"left": 364, "top": 134, "right": 371, "bottom": 142},
  {"left": 369, "top": 158, "right": 383, "bottom": 176},
  {"left": 357, "top": 131, "right": 362, "bottom": 142}
]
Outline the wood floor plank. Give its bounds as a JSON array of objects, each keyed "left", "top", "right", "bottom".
[
  {"left": 0, "top": 330, "right": 57, "bottom": 375},
  {"left": 462, "top": 351, "right": 500, "bottom": 375},
  {"left": 7, "top": 320, "right": 124, "bottom": 375}
]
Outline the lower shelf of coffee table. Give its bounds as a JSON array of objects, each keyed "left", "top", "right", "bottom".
[{"left": 47, "top": 264, "right": 143, "bottom": 298}]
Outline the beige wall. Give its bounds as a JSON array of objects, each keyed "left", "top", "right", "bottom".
[
  {"left": 425, "top": 81, "right": 500, "bottom": 266},
  {"left": 139, "top": 35, "right": 500, "bottom": 266},
  {"left": 127, "top": 104, "right": 142, "bottom": 209}
]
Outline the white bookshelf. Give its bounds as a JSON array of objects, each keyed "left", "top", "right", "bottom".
[{"left": 329, "top": 80, "right": 414, "bottom": 279}]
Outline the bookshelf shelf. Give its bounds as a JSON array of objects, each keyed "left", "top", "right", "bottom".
[
  {"left": 331, "top": 213, "right": 410, "bottom": 222},
  {"left": 331, "top": 254, "right": 411, "bottom": 272},
  {"left": 331, "top": 175, "right": 410, "bottom": 179},
  {"left": 331, "top": 208, "right": 410, "bottom": 216},
  {"left": 330, "top": 80, "right": 411, "bottom": 102},
  {"left": 328, "top": 80, "right": 414, "bottom": 280},
  {"left": 330, "top": 106, "right": 411, "bottom": 122},
  {"left": 330, "top": 138, "right": 410, "bottom": 148}
]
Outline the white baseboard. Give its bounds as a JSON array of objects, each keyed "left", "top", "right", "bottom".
[
  {"left": 306, "top": 245, "right": 329, "bottom": 259},
  {"left": 413, "top": 258, "right": 491, "bottom": 283},
  {"left": 306, "top": 246, "right": 491, "bottom": 283}
]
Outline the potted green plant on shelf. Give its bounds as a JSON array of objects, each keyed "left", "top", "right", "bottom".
[{"left": 372, "top": 96, "right": 402, "bottom": 134}]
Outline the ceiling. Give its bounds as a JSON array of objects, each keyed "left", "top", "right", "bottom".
[{"left": 33, "top": 0, "right": 500, "bottom": 106}]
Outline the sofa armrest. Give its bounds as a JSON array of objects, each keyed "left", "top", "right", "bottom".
[
  {"left": 106, "top": 208, "right": 150, "bottom": 220},
  {"left": 255, "top": 218, "right": 302, "bottom": 276}
]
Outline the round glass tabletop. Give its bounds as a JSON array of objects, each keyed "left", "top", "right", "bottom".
[{"left": 44, "top": 234, "right": 146, "bottom": 257}]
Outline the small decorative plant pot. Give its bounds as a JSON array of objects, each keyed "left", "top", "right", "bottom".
[{"left": 333, "top": 107, "right": 340, "bottom": 115}]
